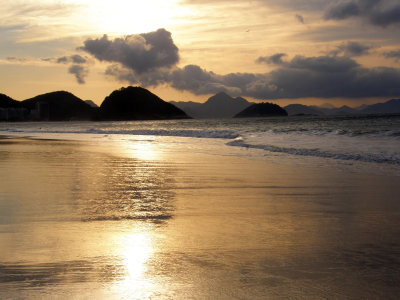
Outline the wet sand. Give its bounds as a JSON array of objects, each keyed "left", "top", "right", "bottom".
[{"left": 1, "top": 136, "right": 400, "bottom": 299}]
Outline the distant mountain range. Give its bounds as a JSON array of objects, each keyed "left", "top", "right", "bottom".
[
  {"left": 172, "top": 94, "right": 400, "bottom": 118},
  {"left": 284, "top": 99, "right": 400, "bottom": 116},
  {"left": 170, "top": 92, "right": 252, "bottom": 118},
  {"left": 1, "top": 87, "right": 400, "bottom": 122}
]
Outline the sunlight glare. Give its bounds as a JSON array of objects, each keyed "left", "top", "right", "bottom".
[
  {"left": 124, "top": 140, "right": 160, "bottom": 161},
  {"left": 82, "top": 0, "right": 189, "bottom": 35},
  {"left": 114, "top": 228, "right": 155, "bottom": 297}
]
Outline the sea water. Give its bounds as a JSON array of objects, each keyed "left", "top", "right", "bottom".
[{"left": 1, "top": 114, "right": 399, "bottom": 169}]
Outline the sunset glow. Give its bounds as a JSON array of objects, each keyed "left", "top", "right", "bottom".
[{"left": 1, "top": 1, "right": 400, "bottom": 105}]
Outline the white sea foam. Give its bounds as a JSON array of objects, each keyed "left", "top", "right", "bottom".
[{"left": 227, "top": 136, "right": 400, "bottom": 165}]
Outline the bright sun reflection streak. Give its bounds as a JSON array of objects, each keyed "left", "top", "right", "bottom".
[
  {"left": 122, "top": 139, "right": 160, "bottom": 161},
  {"left": 114, "top": 228, "right": 154, "bottom": 298}
]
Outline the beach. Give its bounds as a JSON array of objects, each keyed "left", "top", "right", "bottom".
[{"left": 1, "top": 129, "right": 400, "bottom": 299}]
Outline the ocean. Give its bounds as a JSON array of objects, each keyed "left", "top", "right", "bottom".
[
  {"left": 1, "top": 115, "right": 400, "bottom": 299},
  {"left": 1, "top": 114, "right": 399, "bottom": 168}
]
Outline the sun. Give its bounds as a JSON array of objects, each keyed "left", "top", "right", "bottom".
[{"left": 79, "top": 0, "right": 189, "bottom": 35}]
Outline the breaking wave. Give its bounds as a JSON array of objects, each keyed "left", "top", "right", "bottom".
[{"left": 227, "top": 137, "right": 400, "bottom": 165}]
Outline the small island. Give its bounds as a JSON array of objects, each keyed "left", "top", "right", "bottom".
[{"left": 234, "top": 102, "right": 288, "bottom": 118}]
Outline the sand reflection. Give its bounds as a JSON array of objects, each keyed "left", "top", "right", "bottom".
[
  {"left": 112, "top": 225, "right": 155, "bottom": 297},
  {"left": 123, "top": 139, "right": 159, "bottom": 161},
  {"left": 0, "top": 137, "right": 175, "bottom": 298}
]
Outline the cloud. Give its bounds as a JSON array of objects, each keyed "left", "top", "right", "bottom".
[
  {"left": 82, "top": 28, "right": 400, "bottom": 100},
  {"left": 80, "top": 28, "right": 179, "bottom": 74},
  {"left": 383, "top": 49, "right": 400, "bottom": 61},
  {"left": 68, "top": 65, "right": 88, "bottom": 85},
  {"left": 105, "top": 55, "right": 400, "bottom": 100},
  {"left": 172, "top": 55, "right": 400, "bottom": 99},
  {"left": 256, "top": 53, "right": 287, "bottom": 65},
  {"left": 324, "top": 0, "right": 400, "bottom": 27},
  {"left": 257, "top": 53, "right": 359, "bottom": 72},
  {"left": 51, "top": 54, "right": 90, "bottom": 84},
  {"left": 56, "top": 55, "right": 88, "bottom": 64},
  {"left": 336, "top": 41, "right": 373, "bottom": 57},
  {"left": 168, "top": 65, "right": 244, "bottom": 96},
  {"left": 324, "top": 1, "right": 360, "bottom": 20},
  {"left": 6, "top": 56, "right": 28, "bottom": 63}
]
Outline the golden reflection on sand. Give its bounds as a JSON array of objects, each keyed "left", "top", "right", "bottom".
[
  {"left": 118, "top": 139, "right": 160, "bottom": 161},
  {"left": 112, "top": 225, "right": 155, "bottom": 297}
]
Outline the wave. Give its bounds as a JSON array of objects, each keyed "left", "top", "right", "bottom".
[
  {"left": 81, "top": 214, "right": 173, "bottom": 222},
  {"left": 227, "top": 138, "right": 400, "bottom": 165},
  {"left": 266, "top": 128, "right": 400, "bottom": 139},
  {"left": 2, "top": 128, "right": 239, "bottom": 139},
  {"left": 85, "top": 129, "right": 240, "bottom": 139}
]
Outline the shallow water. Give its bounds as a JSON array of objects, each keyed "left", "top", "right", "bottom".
[{"left": 1, "top": 136, "right": 400, "bottom": 299}]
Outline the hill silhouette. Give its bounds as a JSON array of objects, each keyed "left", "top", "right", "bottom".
[
  {"left": 100, "top": 86, "right": 190, "bottom": 120},
  {"left": 362, "top": 99, "right": 400, "bottom": 114},
  {"left": 21, "top": 91, "right": 95, "bottom": 121},
  {"left": 285, "top": 99, "right": 400, "bottom": 116},
  {"left": 0, "top": 93, "right": 20, "bottom": 108},
  {"left": 284, "top": 104, "right": 322, "bottom": 116},
  {"left": 171, "top": 92, "right": 252, "bottom": 118},
  {"left": 235, "top": 102, "right": 288, "bottom": 118}
]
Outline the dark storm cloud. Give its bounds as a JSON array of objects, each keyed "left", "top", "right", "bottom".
[
  {"left": 168, "top": 65, "right": 244, "bottom": 95},
  {"left": 104, "top": 53, "right": 400, "bottom": 99},
  {"left": 324, "top": 0, "right": 400, "bottom": 27},
  {"left": 257, "top": 54, "right": 359, "bottom": 72},
  {"left": 68, "top": 65, "right": 88, "bottom": 84},
  {"left": 249, "top": 64, "right": 400, "bottom": 99},
  {"left": 324, "top": 1, "right": 360, "bottom": 20},
  {"left": 171, "top": 55, "right": 400, "bottom": 99},
  {"left": 105, "top": 64, "right": 170, "bottom": 87},
  {"left": 336, "top": 41, "right": 373, "bottom": 57},
  {"left": 82, "top": 28, "right": 400, "bottom": 100},
  {"left": 80, "top": 28, "right": 179, "bottom": 74},
  {"left": 288, "top": 55, "right": 359, "bottom": 72}
]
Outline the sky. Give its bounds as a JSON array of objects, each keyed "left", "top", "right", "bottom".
[{"left": 1, "top": 0, "right": 400, "bottom": 106}]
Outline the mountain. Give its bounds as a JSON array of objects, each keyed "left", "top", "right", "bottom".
[
  {"left": 361, "top": 99, "right": 400, "bottom": 114},
  {"left": 85, "top": 100, "right": 98, "bottom": 108},
  {"left": 168, "top": 101, "right": 203, "bottom": 118},
  {"left": 318, "top": 103, "right": 336, "bottom": 109},
  {"left": 331, "top": 105, "right": 358, "bottom": 115},
  {"left": 201, "top": 92, "right": 252, "bottom": 118},
  {"left": 21, "top": 91, "right": 95, "bottom": 121},
  {"left": 171, "top": 92, "right": 252, "bottom": 118},
  {"left": 100, "top": 86, "right": 190, "bottom": 120},
  {"left": 235, "top": 102, "right": 288, "bottom": 118},
  {"left": 286, "top": 99, "right": 400, "bottom": 116},
  {"left": 284, "top": 104, "right": 323, "bottom": 116},
  {"left": 0, "top": 93, "right": 20, "bottom": 108}
]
